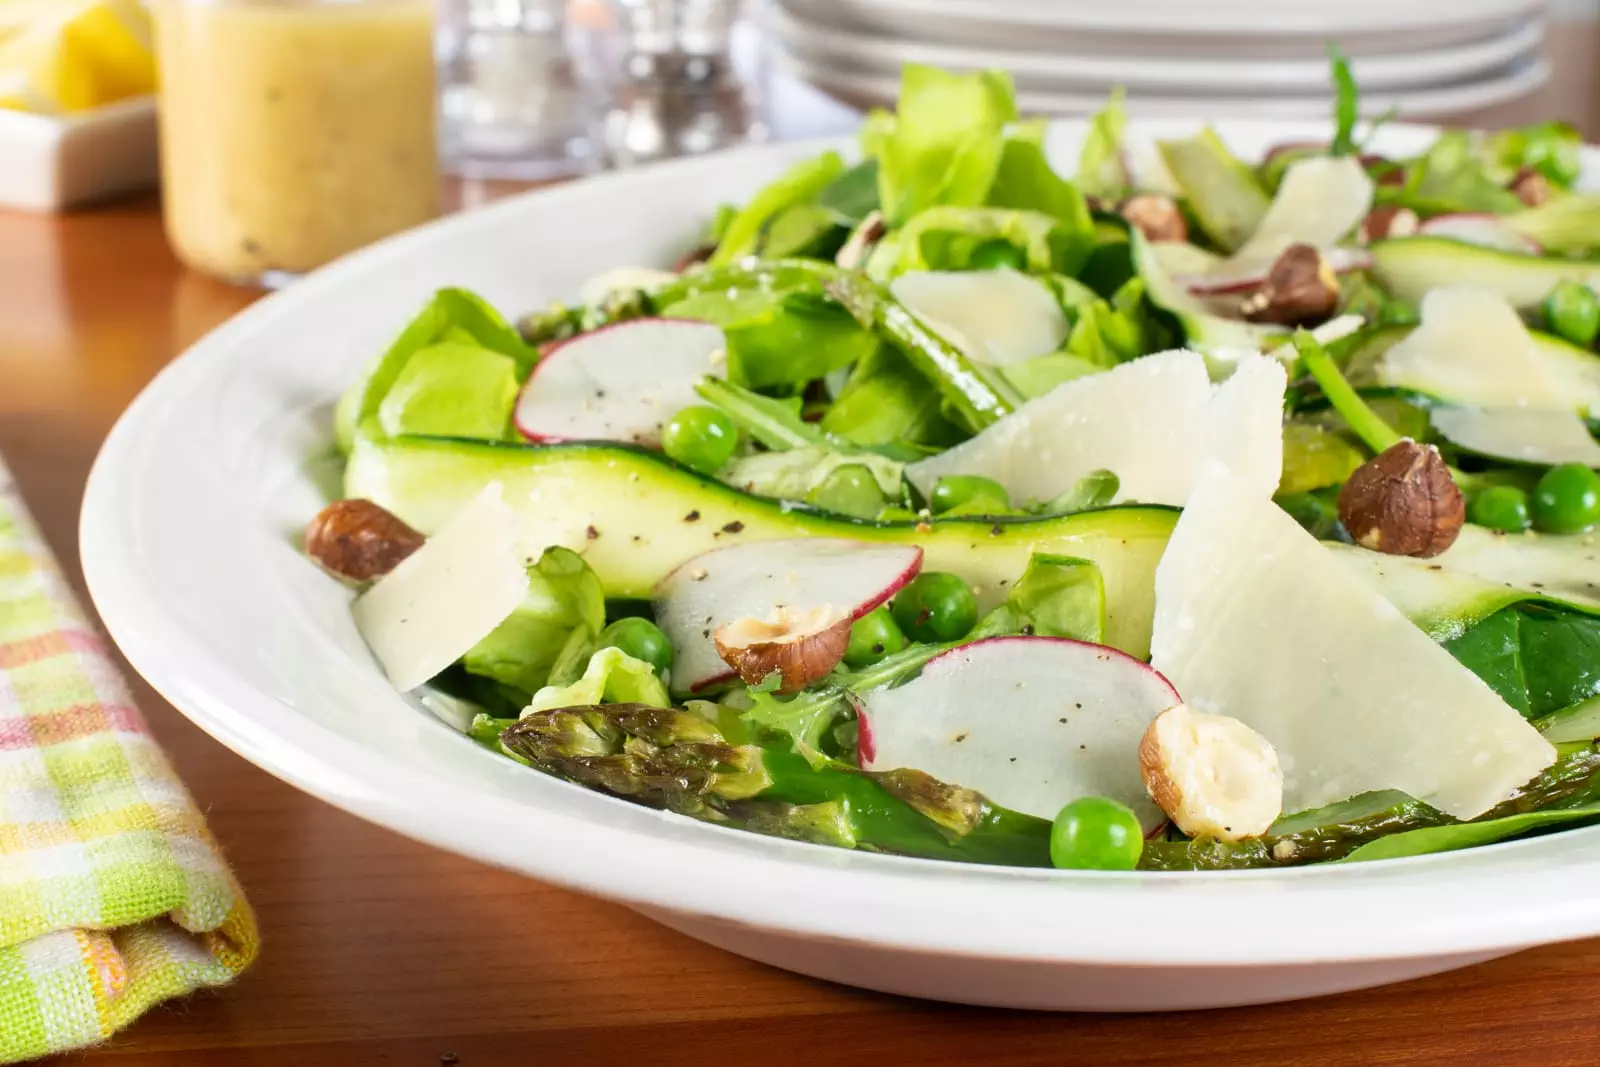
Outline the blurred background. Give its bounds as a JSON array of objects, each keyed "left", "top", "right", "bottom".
[{"left": 0, "top": 0, "right": 1597, "bottom": 281}]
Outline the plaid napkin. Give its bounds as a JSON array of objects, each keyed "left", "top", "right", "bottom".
[{"left": 0, "top": 460, "right": 258, "bottom": 1063}]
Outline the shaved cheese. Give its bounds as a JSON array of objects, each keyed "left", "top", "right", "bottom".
[
  {"left": 1380, "top": 288, "right": 1566, "bottom": 407},
  {"left": 906, "top": 350, "right": 1285, "bottom": 507},
  {"left": 1431, "top": 407, "right": 1600, "bottom": 467},
  {"left": 1380, "top": 288, "right": 1600, "bottom": 465},
  {"left": 1151, "top": 463, "right": 1554, "bottom": 820},
  {"left": 1229, "top": 155, "right": 1374, "bottom": 270},
  {"left": 890, "top": 269, "right": 1068, "bottom": 367},
  {"left": 351, "top": 483, "right": 529, "bottom": 692}
]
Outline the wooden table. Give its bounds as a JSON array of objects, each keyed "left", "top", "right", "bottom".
[{"left": 8, "top": 32, "right": 1600, "bottom": 1066}]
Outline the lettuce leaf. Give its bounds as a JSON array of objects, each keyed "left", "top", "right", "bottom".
[
  {"left": 876, "top": 65, "right": 1019, "bottom": 226},
  {"left": 522, "top": 647, "right": 671, "bottom": 716},
  {"left": 1075, "top": 87, "right": 1130, "bottom": 202},
  {"left": 661, "top": 288, "right": 877, "bottom": 390},
  {"left": 891, "top": 206, "right": 1078, "bottom": 274},
  {"left": 725, "top": 446, "right": 903, "bottom": 501},
  {"left": 709, "top": 152, "right": 847, "bottom": 266},
  {"left": 464, "top": 547, "right": 606, "bottom": 693},
  {"left": 986, "top": 138, "right": 1095, "bottom": 275}
]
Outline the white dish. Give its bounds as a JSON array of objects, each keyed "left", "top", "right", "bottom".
[
  {"left": 779, "top": 52, "right": 1553, "bottom": 120},
  {"left": 780, "top": 0, "right": 1545, "bottom": 56},
  {"left": 771, "top": 8, "right": 1546, "bottom": 94},
  {"left": 80, "top": 118, "right": 1600, "bottom": 1012},
  {"left": 0, "top": 96, "right": 158, "bottom": 212}
]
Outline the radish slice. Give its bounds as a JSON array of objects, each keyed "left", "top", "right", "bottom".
[
  {"left": 655, "top": 538, "right": 923, "bottom": 693},
  {"left": 1417, "top": 214, "right": 1543, "bottom": 255},
  {"left": 856, "top": 635, "right": 1179, "bottom": 828},
  {"left": 514, "top": 319, "right": 726, "bottom": 445}
]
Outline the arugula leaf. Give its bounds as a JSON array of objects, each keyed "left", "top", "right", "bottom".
[
  {"left": 876, "top": 65, "right": 1019, "bottom": 226},
  {"left": 693, "top": 377, "right": 824, "bottom": 451},
  {"left": 710, "top": 152, "right": 847, "bottom": 266},
  {"left": 1327, "top": 44, "right": 1359, "bottom": 158}
]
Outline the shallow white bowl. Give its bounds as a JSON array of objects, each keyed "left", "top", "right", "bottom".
[{"left": 81, "top": 119, "right": 1600, "bottom": 1011}]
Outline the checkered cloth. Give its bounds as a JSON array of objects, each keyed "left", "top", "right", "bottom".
[{"left": 0, "top": 461, "right": 257, "bottom": 1063}]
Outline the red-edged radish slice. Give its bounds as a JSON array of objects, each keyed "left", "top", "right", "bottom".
[
  {"left": 1417, "top": 213, "right": 1543, "bottom": 255},
  {"left": 655, "top": 538, "right": 923, "bottom": 694},
  {"left": 857, "top": 635, "right": 1181, "bottom": 829},
  {"left": 514, "top": 318, "right": 725, "bottom": 445},
  {"left": 1176, "top": 245, "right": 1373, "bottom": 296}
]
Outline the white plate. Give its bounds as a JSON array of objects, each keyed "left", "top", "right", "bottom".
[
  {"left": 780, "top": 0, "right": 1546, "bottom": 56},
  {"left": 771, "top": 8, "right": 1546, "bottom": 93},
  {"left": 780, "top": 51, "right": 1553, "bottom": 120},
  {"left": 80, "top": 118, "right": 1600, "bottom": 1012},
  {"left": 0, "top": 96, "right": 158, "bottom": 212}
]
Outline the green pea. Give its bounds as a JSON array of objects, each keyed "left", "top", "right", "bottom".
[
  {"left": 595, "top": 617, "right": 673, "bottom": 675},
  {"left": 969, "top": 239, "right": 1026, "bottom": 272},
  {"left": 1468, "top": 485, "right": 1532, "bottom": 533},
  {"left": 891, "top": 572, "right": 978, "bottom": 643},
  {"left": 806, "top": 464, "right": 886, "bottom": 519},
  {"left": 1532, "top": 463, "right": 1600, "bottom": 534},
  {"left": 661, "top": 406, "right": 737, "bottom": 475},
  {"left": 843, "top": 606, "right": 907, "bottom": 667},
  {"left": 1049, "top": 797, "right": 1144, "bottom": 871},
  {"left": 930, "top": 475, "right": 1012, "bottom": 514},
  {"left": 1543, "top": 282, "right": 1600, "bottom": 349}
]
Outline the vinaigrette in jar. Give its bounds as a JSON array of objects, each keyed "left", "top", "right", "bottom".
[{"left": 155, "top": 0, "right": 439, "bottom": 283}]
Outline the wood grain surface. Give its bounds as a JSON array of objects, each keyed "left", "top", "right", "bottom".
[{"left": 6, "top": 35, "right": 1600, "bottom": 1066}]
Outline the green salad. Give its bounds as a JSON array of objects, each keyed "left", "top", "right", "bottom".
[{"left": 307, "top": 55, "right": 1600, "bottom": 872}]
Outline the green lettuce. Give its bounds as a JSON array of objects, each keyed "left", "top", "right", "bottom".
[
  {"left": 891, "top": 206, "right": 1080, "bottom": 275},
  {"left": 820, "top": 347, "right": 962, "bottom": 448},
  {"left": 1008, "top": 554, "right": 1106, "bottom": 643},
  {"left": 875, "top": 65, "right": 1019, "bottom": 226},
  {"left": 661, "top": 288, "right": 877, "bottom": 390},
  {"left": 522, "top": 647, "right": 671, "bottom": 716},
  {"left": 986, "top": 138, "right": 1095, "bottom": 275},
  {"left": 375, "top": 342, "right": 519, "bottom": 441},
  {"left": 463, "top": 547, "right": 605, "bottom": 693},
  {"left": 709, "top": 152, "right": 847, "bottom": 266},
  {"left": 335, "top": 288, "right": 533, "bottom": 451},
  {"left": 725, "top": 447, "right": 903, "bottom": 517},
  {"left": 1075, "top": 87, "right": 1130, "bottom": 202}
]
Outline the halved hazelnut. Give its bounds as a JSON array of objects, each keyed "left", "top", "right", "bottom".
[
  {"left": 1139, "top": 703, "right": 1283, "bottom": 841},
  {"left": 673, "top": 242, "right": 716, "bottom": 273},
  {"left": 1240, "top": 243, "right": 1340, "bottom": 327},
  {"left": 1510, "top": 166, "right": 1551, "bottom": 208},
  {"left": 1359, "top": 205, "right": 1419, "bottom": 244},
  {"left": 714, "top": 604, "right": 851, "bottom": 694},
  {"left": 1119, "top": 195, "right": 1188, "bottom": 243},
  {"left": 1337, "top": 439, "right": 1464, "bottom": 558},
  {"left": 304, "top": 499, "right": 425, "bottom": 582}
]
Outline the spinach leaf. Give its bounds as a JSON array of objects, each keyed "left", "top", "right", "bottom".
[{"left": 1445, "top": 606, "right": 1600, "bottom": 721}]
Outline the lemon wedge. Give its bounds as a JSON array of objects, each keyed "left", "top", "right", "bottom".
[{"left": 0, "top": 0, "right": 155, "bottom": 114}]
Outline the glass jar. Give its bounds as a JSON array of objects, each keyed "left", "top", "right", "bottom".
[{"left": 154, "top": 0, "right": 440, "bottom": 285}]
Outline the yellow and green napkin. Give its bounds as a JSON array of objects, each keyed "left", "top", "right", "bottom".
[{"left": 0, "top": 460, "right": 257, "bottom": 1063}]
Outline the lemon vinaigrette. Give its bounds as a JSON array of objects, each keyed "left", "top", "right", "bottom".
[{"left": 155, "top": 0, "right": 439, "bottom": 283}]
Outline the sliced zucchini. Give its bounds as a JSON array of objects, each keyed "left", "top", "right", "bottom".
[
  {"left": 1156, "top": 127, "right": 1270, "bottom": 252},
  {"left": 1343, "top": 325, "right": 1600, "bottom": 414},
  {"left": 1369, "top": 236, "right": 1600, "bottom": 312},
  {"left": 1131, "top": 232, "right": 1287, "bottom": 358},
  {"left": 345, "top": 436, "right": 1179, "bottom": 658}
]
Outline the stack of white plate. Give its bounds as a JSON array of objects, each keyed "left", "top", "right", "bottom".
[{"left": 768, "top": 0, "right": 1553, "bottom": 119}]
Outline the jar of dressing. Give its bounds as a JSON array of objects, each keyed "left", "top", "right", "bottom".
[{"left": 155, "top": 0, "right": 440, "bottom": 285}]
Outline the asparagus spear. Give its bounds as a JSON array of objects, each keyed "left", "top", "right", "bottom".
[
  {"left": 499, "top": 703, "right": 1053, "bottom": 867},
  {"left": 1142, "top": 742, "right": 1600, "bottom": 871}
]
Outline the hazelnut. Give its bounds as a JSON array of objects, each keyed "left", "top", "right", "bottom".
[
  {"left": 1118, "top": 194, "right": 1188, "bottom": 243},
  {"left": 1337, "top": 439, "right": 1465, "bottom": 558},
  {"left": 714, "top": 604, "right": 852, "bottom": 694},
  {"left": 1139, "top": 703, "right": 1283, "bottom": 842},
  {"left": 1510, "top": 166, "right": 1551, "bottom": 208},
  {"left": 304, "top": 499, "right": 425, "bottom": 582},
  {"left": 835, "top": 210, "right": 887, "bottom": 271},
  {"left": 1239, "top": 243, "right": 1340, "bottom": 327},
  {"left": 1359, "top": 205, "right": 1419, "bottom": 244}
]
